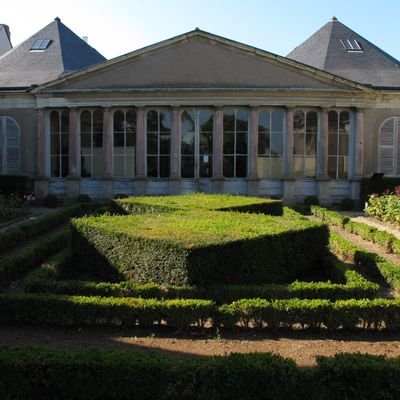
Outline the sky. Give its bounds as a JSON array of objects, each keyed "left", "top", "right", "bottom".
[{"left": 2, "top": 0, "right": 400, "bottom": 61}]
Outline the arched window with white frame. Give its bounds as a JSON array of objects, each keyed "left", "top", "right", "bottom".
[
  {"left": 379, "top": 116, "right": 400, "bottom": 176},
  {"left": 0, "top": 116, "right": 20, "bottom": 175}
]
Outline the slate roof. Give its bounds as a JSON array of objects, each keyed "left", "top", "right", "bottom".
[
  {"left": 0, "top": 17, "right": 106, "bottom": 90},
  {"left": 0, "top": 24, "right": 12, "bottom": 56},
  {"left": 287, "top": 17, "right": 400, "bottom": 88}
]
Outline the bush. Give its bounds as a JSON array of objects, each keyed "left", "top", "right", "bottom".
[
  {"left": 304, "top": 195, "right": 319, "bottom": 206},
  {"left": 310, "top": 206, "right": 349, "bottom": 228},
  {"left": 0, "top": 228, "right": 70, "bottom": 286},
  {"left": 0, "top": 175, "right": 28, "bottom": 196},
  {"left": 76, "top": 194, "right": 92, "bottom": 203},
  {"left": 339, "top": 197, "right": 355, "bottom": 211},
  {"left": 0, "top": 204, "right": 82, "bottom": 253},
  {"left": 366, "top": 193, "right": 400, "bottom": 226},
  {"left": 0, "top": 194, "right": 30, "bottom": 223},
  {"left": 43, "top": 194, "right": 58, "bottom": 208},
  {"left": 71, "top": 211, "right": 328, "bottom": 285}
]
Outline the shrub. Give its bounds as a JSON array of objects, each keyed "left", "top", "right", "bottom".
[
  {"left": 0, "top": 175, "right": 28, "bottom": 196},
  {"left": 304, "top": 195, "right": 319, "bottom": 206},
  {"left": 0, "top": 204, "right": 82, "bottom": 253},
  {"left": 366, "top": 193, "right": 400, "bottom": 226},
  {"left": 70, "top": 211, "right": 328, "bottom": 285},
  {"left": 310, "top": 206, "right": 349, "bottom": 228},
  {"left": 339, "top": 197, "right": 355, "bottom": 211},
  {"left": 43, "top": 194, "right": 58, "bottom": 208},
  {"left": 0, "top": 194, "right": 30, "bottom": 223},
  {"left": 76, "top": 194, "right": 92, "bottom": 203}
]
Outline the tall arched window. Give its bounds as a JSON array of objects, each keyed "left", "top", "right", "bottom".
[
  {"left": 146, "top": 110, "right": 171, "bottom": 178},
  {"left": 223, "top": 108, "right": 248, "bottom": 177},
  {"left": 0, "top": 116, "right": 20, "bottom": 175},
  {"left": 113, "top": 109, "right": 136, "bottom": 178},
  {"left": 293, "top": 110, "right": 318, "bottom": 178},
  {"left": 80, "top": 110, "right": 103, "bottom": 178},
  {"left": 328, "top": 110, "right": 350, "bottom": 179},
  {"left": 257, "top": 110, "right": 284, "bottom": 178},
  {"left": 50, "top": 110, "right": 69, "bottom": 177},
  {"left": 379, "top": 116, "right": 400, "bottom": 176}
]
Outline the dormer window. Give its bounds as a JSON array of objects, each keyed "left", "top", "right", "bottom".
[
  {"left": 30, "top": 39, "right": 52, "bottom": 51},
  {"left": 340, "top": 39, "right": 363, "bottom": 52}
]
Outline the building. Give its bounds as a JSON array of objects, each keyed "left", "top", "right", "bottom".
[{"left": 1, "top": 16, "right": 400, "bottom": 204}]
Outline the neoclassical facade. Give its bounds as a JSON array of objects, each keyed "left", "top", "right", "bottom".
[{"left": 1, "top": 18, "right": 400, "bottom": 204}]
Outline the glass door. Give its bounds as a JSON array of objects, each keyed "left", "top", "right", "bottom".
[{"left": 181, "top": 109, "right": 213, "bottom": 178}]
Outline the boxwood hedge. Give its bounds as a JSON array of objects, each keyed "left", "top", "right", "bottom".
[{"left": 71, "top": 211, "right": 328, "bottom": 285}]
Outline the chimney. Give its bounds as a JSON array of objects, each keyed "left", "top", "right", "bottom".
[
  {"left": 3, "top": 24, "right": 11, "bottom": 45},
  {"left": 82, "top": 36, "right": 88, "bottom": 43}
]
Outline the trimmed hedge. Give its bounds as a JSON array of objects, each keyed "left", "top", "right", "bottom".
[
  {"left": 25, "top": 255, "right": 378, "bottom": 301},
  {"left": 71, "top": 211, "right": 328, "bottom": 285},
  {"left": 310, "top": 205, "right": 349, "bottom": 228},
  {"left": 0, "top": 228, "right": 71, "bottom": 286},
  {"left": 112, "top": 193, "right": 283, "bottom": 216},
  {"left": 2, "top": 293, "right": 400, "bottom": 331},
  {"left": 1, "top": 348, "right": 400, "bottom": 400},
  {"left": 0, "top": 203, "right": 83, "bottom": 254},
  {"left": 0, "top": 348, "right": 301, "bottom": 400}
]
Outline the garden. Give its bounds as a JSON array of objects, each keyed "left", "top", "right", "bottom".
[{"left": 1, "top": 191, "right": 400, "bottom": 399}]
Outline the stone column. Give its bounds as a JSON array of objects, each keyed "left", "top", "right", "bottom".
[
  {"left": 248, "top": 107, "right": 259, "bottom": 195},
  {"left": 102, "top": 107, "right": 113, "bottom": 177},
  {"left": 212, "top": 107, "right": 224, "bottom": 193},
  {"left": 170, "top": 107, "right": 181, "bottom": 194},
  {"left": 66, "top": 108, "right": 80, "bottom": 199},
  {"left": 135, "top": 108, "right": 146, "bottom": 195},
  {"left": 283, "top": 108, "right": 296, "bottom": 203},
  {"left": 102, "top": 107, "right": 113, "bottom": 199},
  {"left": 34, "top": 108, "right": 49, "bottom": 200},
  {"left": 37, "top": 109, "right": 48, "bottom": 177},
  {"left": 350, "top": 109, "right": 364, "bottom": 202},
  {"left": 317, "top": 109, "right": 331, "bottom": 206}
]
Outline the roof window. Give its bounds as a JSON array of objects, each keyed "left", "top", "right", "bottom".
[
  {"left": 30, "top": 39, "right": 52, "bottom": 51},
  {"left": 340, "top": 39, "right": 363, "bottom": 52}
]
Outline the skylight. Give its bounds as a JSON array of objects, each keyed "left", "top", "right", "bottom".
[
  {"left": 340, "top": 39, "right": 363, "bottom": 52},
  {"left": 30, "top": 39, "right": 52, "bottom": 51}
]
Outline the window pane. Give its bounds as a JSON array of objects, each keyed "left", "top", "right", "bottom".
[
  {"left": 328, "top": 111, "right": 338, "bottom": 134},
  {"left": 61, "top": 155, "right": 69, "bottom": 177},
  {"left": 200, "top": 132, "right": 212, "bottom": 155},
  {"left": 147, "top": 110, "right": 158, "bottom": 132},
  {"left": 61, "top": 110, "right": 69, "bottom": 133},
  {"left": 181, "top": 156, "right": 195, "bottom": 178},
  {"left": 294, "top": 131, "right": 304, "bottom": 155},
  {"left": 236, "top": 156, "right": 247, "bottom": 177},
  {"left": 81, "top": 133, "right": 91, "bottom": 149},
  {"left": 114, "top": 132, "right": 124, "bottom": 148},
  {"left": 270, "top": 158, "right": 283, "bottom": 179},
  {"left": 114, "top": 155, "right": 124, "bottom": 177},
  {"left": 328, "top": 156, "right": 337, "bottom": 179},
  {"left": 147, "top": 132, "right": 158, "bottom": 155},
  {"left": 236, "top": 132, "right": 247, "bottom": 154},
  {"left": 93, "top": 110, "right": 103, "bottom": 133},
  {"left": 305, "top": 157, "right": 316, "bottom": 178},
  {"left": 126, "top": 110, "right": 136, "bottom": 134},
  {"left": 306, "top": 132, "right": 317, "bottom": 156},
  {"left": 339, "top": 133, "right": 349, "bottom": 156},
  {"left": 181, "top": 111, "right": 195, "bottom": 155},
  {"left": 271, "top": 111, "right": 284, "bottom": 132},
  {"left": 126, "top": 132, "right": 136, "bottom": 147},
  {"left": 200, "top": 155, "right": 212, "bottom": 177},
  {"left": 328, "top": 134, "right": 338, "bottom": 156},
  {"left": 50, "top": 111, "right": 59, "bottom": 134},
  {"left": 80, "top": 111, "right": 91, "bottom": 133},
  {"left": 61, "top": 133, "right": 69, "bottom": 156},
  {"left": 293, "top": 111, "right": 305, "bottom": 132},
  {"left": 51, "top": 156, "right": 59, "bottom": 177},
  {"left": 223, "top": 132, "right": 234, "bottom": 154},
  {"left": 113, "top": 110, "right": 124, "bottom": 132},
  {"left": 159, "top": 156, "right": 170, "bottom": 177},
  {"left": 258, "top": 110, "right": 270, "bottom": 133},
  {"left": 271, "top": 132, "right": 282, "bottom": 157},
  {"left": 160, "top": 111, "right": 172, "bottom": 132},
  {"left": 50, "top": 133, "right": 59, "bottom": 155},
  {"left": 181, "top": 131, "right": 195, "bottom": 155},
  {"left": 306, "top": 112, "right": 318, "bottom": 134},
  {"left": 223, "top": 109, "right": 235, "bottom": 131},
  {"left": 258, "top": 131, "right": 270, "bottom": 155},
  {"left": 81, "top": 155, "right": 92, "bottom": 177},
  {"left": 236, "top": 109, "right": 249, "bottom": 131},
  {"left": 199, "top": 110, "right": 213, "bottom": 132},
  {"left": 223, "top": 156, "right": 234, "bottom": 177},
  {"left": 126, "top": 155, "right": 135, "bottom": 178},
  {"left": 93, "top": 132, "right": 103, "bottom": 148},
  {"left": 339, "top": 111, "right": 350, "bottom": 134},
  {"left": 160, "top": 133, "right": 170, "bottom": 154},
  {"left": 147, "top": 156, "right": 158, "bottom": 177},
  {"left": 338, "top": 157, "right": 348, "bottom": 179}
]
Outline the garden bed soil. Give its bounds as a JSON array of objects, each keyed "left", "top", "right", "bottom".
[{"left": 2, "top": 325, "right": 400, "bottom": 367}]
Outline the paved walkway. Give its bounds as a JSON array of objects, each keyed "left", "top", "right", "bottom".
[{"left": 0, "top": 206, "right": 56, "bottom": 232}]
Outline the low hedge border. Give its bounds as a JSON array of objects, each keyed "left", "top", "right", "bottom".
[
  {"left": 24, "top": 252, "right": 378, "bottom": 301},
  {"left": 0, "top": 228, "right": 71, "bottom": 286},
  {"left": 311, "top": 205, "right": 400, "bottom": 257},
  {"left": 1, "top": 348, "right": 400, "bottom": 400},
  {"left": 0, "top": 203, "right": 83, "bottom": 254},
  {"left": 2, "top": 293, "right": 400, "bottom": 331}
]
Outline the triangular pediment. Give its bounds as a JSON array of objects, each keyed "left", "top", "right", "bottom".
[{"left": 36, "top": 30, "right": 370, "bottom": 93}]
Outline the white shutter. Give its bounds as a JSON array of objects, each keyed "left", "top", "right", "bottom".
[
  {"left": 5, "top": 117, "right": 20, "bottom": 174},
  {"left": 379, "top": 117, "right": 395, "bottom": 175}
]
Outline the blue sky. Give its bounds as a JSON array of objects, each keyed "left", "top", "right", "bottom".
[{"left": 3, "top": 0, "right": 400, "bottom": 60}]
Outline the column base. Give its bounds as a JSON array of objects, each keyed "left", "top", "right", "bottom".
[
  {"left": 66, "top": 176, "right": 80, "bottom": 200},
  {"left": 34, "top": 177, "right": 49, "bottom": 200}
]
